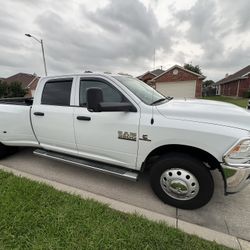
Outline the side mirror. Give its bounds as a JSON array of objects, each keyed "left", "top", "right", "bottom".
[
  {"left": 86, "top": 88, "right": 103, "bottom": 112},
  {"left": 99, "top": 102, "right": 136, "bottom": 112}
]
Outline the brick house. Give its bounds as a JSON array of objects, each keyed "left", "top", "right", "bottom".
[
  {"left": 139, "top": 65, "right": 205, "bottom": 98},
  {"left": 4, "top": 73, "right": 40, "bottom": 97},
  {"left": 216, "top": 65, "right": 250, "bottom": 97},
  {"left": 138, "top": 69, "right": 165, "bottom": 83}
]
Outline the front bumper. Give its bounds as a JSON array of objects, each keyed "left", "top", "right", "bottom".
[{"left": 221, "top": 163, "right": 250, "bottom": 194}]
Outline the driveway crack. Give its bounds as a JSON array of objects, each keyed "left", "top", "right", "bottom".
[
  {"left": 237, "top": 238, "right": 243, "bottom": 250},
  {"left": 176, "top": 208, "right": 179, "bottom": 228},
  {"left": 224, "top": 219, "right": 230, "bottom": 235}
]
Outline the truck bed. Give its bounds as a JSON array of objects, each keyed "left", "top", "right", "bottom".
[{"left": 0, "top": 97, "right": 33, "bottom": 106}]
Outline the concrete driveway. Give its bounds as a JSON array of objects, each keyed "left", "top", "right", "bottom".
[{"left": 1, "top": 147, "right": 250, "bottom": 241}]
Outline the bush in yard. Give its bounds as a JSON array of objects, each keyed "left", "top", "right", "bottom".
[
  {"left": 7, "top": 81, "right": 27, "bottom": 97},
  {"left": 243, "top": 91, "right": 250, "bottom": 98},
  {"left": 0, "top": 81, "right": 8, "bottom": 98}
]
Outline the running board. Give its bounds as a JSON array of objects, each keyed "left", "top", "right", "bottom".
[{"left": 33, "top": 149, "right": 138, "bottom": 182}]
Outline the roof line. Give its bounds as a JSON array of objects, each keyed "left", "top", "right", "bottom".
[
  {"left": 216, "top": 65, "right": 250, "bottom": 84},
  {"left": 217, "top": 76, "right": 248, "bottom": 85},
  {"left": 138, "top": 71, "right": 157, "bottom": 79},
  {"left": 152, "top": 64, "right": 206, "bottom": 80}
]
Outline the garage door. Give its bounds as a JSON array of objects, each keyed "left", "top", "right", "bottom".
[{"left": 156, "top": 81, "right": 196, "bottom": 98}]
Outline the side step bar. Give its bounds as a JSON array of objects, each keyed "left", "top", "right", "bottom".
[{"left": 33, "top": 149, "right": 138, "bottom": 182}]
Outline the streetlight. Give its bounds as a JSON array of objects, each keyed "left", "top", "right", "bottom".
[{"left": 25, "top": 33, "right": 48, "bottom": 76}]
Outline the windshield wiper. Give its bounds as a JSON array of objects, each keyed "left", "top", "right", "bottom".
[
  {"left": 166, "top": 96, "right": 174, "bottom": 100},
  {"left": 150, "top": 98, "right": 166, "bottom": 105}
]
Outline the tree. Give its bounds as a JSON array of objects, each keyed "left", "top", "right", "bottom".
[
  {"left": 202, "top": 80, "right": 216, "bottom": 97},
  {"left": 203, "top": 80, "right": 215, "bottom": 88},
  {"left": 184, "top": 63, "right": 203, "bottom": 75},
  {"left": 0, "top": 81, "right": 8, "bottom": 98},
  {"left": 7, "top": 82, "right": 27, "bottom": 98}
]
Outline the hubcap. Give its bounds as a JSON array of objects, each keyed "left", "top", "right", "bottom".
[{"left": 160, "top": 168, "right": 199, "bottom": 200}]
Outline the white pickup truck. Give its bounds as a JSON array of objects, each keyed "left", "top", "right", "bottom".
[{"left": 1, "top": 73, "right": 250, "bottom": 209}]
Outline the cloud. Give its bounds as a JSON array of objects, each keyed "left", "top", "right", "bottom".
[
  {"left": 172, "top": 0, "right": 250, "bottom": 79},
  {"left": 32, "top": 0, "right": 175, "bottom": 76},
  {"left": 0, "top": 0, "right": 249, "bottom": 80}
]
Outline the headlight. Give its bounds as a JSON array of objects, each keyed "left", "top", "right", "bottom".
[{"left": 224, "top": 139, "right": 250, "bottom": 165}]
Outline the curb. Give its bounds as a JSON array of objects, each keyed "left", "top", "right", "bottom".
[{"left": 0, "top": 164, "right": 249, "bottom": 250}]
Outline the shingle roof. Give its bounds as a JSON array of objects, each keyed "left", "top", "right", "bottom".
[
  {"left": 216, "top": 65, "right": 250, "bottom": 85},
  {"left": 4, "top": 73, "right": 40, "bottom": 89},
  {"left": 138, "top": 68, "right": 165, "bottom": 79},
  {"left": 153, "top": 65, "right": 206, "bottom": 81},
  {"left": 150, "top": 69, "right": 165, "bottom": 76}
]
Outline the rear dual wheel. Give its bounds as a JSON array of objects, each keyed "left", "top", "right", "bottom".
[
  {"left": 0, "top": 143, "right": 17, "bottom": 159},
  {"left": 150, "top": 153, "right": 214, "bottom": 210}
]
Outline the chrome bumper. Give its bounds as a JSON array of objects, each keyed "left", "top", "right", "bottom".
[{"left": 221, "top": 163, "right": 250, "bottom": 194}]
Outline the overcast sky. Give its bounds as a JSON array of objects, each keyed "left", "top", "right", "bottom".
[{"left": 1, "top": 0, "right": 250, "bottom": 81}]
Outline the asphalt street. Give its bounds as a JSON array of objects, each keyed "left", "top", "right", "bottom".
[{"left": 1, "top": 147, "right": 250, "bottom": 241}]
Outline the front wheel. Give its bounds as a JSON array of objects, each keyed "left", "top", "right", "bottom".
[{"left": 150, "top": 153, "right": 214, "bottom": 210}]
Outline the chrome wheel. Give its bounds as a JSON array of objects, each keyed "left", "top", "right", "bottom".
[{"left": 160, "top": 168, "right": 199, "bottom": 200}]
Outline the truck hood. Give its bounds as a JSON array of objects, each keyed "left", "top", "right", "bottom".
[{"left": 157, "top": 99, "right": 250, "bottom": 131}]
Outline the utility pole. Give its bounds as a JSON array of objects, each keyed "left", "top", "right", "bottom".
[
  {"left": 153, "top": 48, "right": 156, "bottom": 69},
  {"left": 25, "top": 34, "right": 48, "bottom": 76},
  {"left": 40, "top": 39, "right": 47, "bottom": 76}
]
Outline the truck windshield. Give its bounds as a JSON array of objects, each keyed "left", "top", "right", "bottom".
[{"left": 113, "top": 76, "right": 167, "bottom": 105}]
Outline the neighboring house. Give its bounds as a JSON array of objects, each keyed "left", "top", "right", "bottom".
[
  {"left": 138, "top": 69, "right": 165, "bottom": 84},
  {"left": 4, "top": 73, "right": 40, "bottom": 97},
  {"left": 139, "top": 65, "right": 205, "bottom": 98},
  {"left": 216, "top": 65, "right": 250, "bottom": 97}
]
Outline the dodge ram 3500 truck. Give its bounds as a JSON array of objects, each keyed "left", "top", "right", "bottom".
[{"left": 1, "top": 73, "right": 250, "bottom": 209}]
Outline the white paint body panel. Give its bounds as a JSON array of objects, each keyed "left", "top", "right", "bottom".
[
  {"left": 0, "top": 105, "right": 38, "bottom": 146},
  {"left": 156, "top": 80, "right": 196, "bottom": 98},
  {"left": 0, "top": 73, "right": 249, "bottom": 172},
  {"left": 74, "top": 108, "right": 140, "bottom": 167}
]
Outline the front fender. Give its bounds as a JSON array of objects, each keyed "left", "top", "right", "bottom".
[{"left": 136, "top": 117, "right": 248, "bottom": 170}]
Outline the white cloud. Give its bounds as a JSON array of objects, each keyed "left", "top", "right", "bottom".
[{"left": 0, "top": 0, "right": 249, "bottom": 81}]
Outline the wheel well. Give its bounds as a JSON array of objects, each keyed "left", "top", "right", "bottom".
[{"left": 143, "top": 144, "right": 221, "bottom": 171}]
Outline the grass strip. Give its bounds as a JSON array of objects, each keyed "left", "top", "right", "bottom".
[
  {"left": 203, "top": 96, "right": 248, "bottom": 108},
  {"left": 0, "top": 170, "right": 231, "bottom": 249}
]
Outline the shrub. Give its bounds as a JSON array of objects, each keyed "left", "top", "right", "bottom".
[
  {"left": 243, "top": 91, "right": 250, "bottom": 98},
  {"left": 0, "top": 81, "right": 8, "bottom": 98}
]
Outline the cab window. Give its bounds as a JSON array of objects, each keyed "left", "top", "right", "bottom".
[{"left": 79, "top": 79, "right": 123, "bottom": 106}]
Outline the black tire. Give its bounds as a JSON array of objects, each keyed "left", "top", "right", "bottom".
[
  {"left": 0, "top": 143, "right": 18, "bottom": 159},
  {"left": 150, "top": 153, "right": 214, "bottom": 210}
]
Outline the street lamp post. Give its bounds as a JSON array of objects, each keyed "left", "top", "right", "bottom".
[{"left": 25, "top": 34, "right": 48, "bottom": 76}]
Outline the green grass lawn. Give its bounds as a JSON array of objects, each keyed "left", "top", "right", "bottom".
[
  {"left": 0, "top": 170, "right": 231, "bottom": 250},
  {"left": 203, "top": 96, "right": 248, "bottom": 108}
]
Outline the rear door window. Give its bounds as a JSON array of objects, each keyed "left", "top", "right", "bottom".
[{"left": 41, "top": 78, "right": 73, "bottom": 106}]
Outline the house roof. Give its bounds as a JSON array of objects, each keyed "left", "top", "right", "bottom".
[
  {"left": 150, "top": 69, "right": 165, "bottom": 76},
  {"left": 4, "top": 73, "right": 40, "bottom": 89},
  {"left": 138, "top": 68, "right": 165, "bottom": 79},
  {"left": 153, "top": 65, "right": 206, "bottom": 81},
  {"left": 216, "top": 65, "right": 250, "bottom": 85}
]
